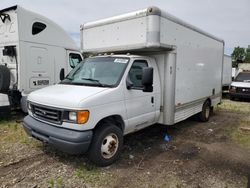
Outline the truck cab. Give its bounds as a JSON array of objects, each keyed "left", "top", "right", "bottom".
[
  {"left": 229, "top": 71, "right": 250, "bottom": 100},
  {"left": 0, "top": 5, "right": 82, "bottom": 115},
  {"left": 24, "top": 54, "right": 159, "bottom": 166}
]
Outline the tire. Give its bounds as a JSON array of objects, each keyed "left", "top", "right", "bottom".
[
  {"left": 0, "top": 65, "right": 11, "bottom": 93},
  {"left": 88, "top": 123, "right": 123, "bottom": 167},
  {"left": 198, "top": 100, "right": 211, "bottom": 122},
  {"left": 21, "top": 96, "right": 28, "bottom": 113},
  {"left": 229, "top": 96, "right": 235, "bottom": 101}
]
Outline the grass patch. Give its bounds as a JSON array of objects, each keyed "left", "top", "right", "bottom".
[
  {"left": 215, "top": 100, "right": 250, "bottom": 113},
  {"left": 231, "top": 119, "right": 250, "bottom": 149},
  {"left": 0, "top": 120, "right": 40, "bottom": 147},
  {"left": 215, "top": 100, "right": 250, "bottom": 148},
  {"left": 231, "top": 131, "right": 250, "bottom": 149},
  {"left": 48, "top": 177, "right": 63, "bottom": 188},
  {"left": 75, "top": 164, "right": 114, "bottom": 187}
]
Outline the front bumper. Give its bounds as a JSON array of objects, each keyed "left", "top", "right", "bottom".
[
  {"left": 23, "top": 115, "right": 93, "bottom": 154},
  {"left": 229, "top": 92, "right": 250, "bottom": 99}
]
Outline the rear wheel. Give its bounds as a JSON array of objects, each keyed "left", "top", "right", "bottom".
[
  {"left": 88, "top": 123, "right": 123, "bottom": 167},
  {"left": 198, "top": 100, "right": 211, "bottom": 122}
]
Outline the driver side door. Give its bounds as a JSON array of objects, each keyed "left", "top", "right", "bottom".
[{"left": 124, "top": 59, "right": 156, "bottom": 133}]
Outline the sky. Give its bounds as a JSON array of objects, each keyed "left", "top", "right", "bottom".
[{"left": 1, "top": 0, "right": 250, "bottom": 55}]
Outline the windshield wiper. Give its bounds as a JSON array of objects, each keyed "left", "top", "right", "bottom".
[
  {"left": 65, "top": 76, "right": 73, "bottom": 80},
  {"left": 81, "top": 78, "right": 107, "bottom": 87},
  {"left": 60, "top": 76, "right": 73, "bottom": 84}
]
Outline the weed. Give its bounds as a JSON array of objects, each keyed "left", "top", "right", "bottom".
[
  {"left": 0, "top": 120, "right": 40, "bottom": 150},
  {"left": 48, "top": 179, "right": 55, "bottom": 188},
  {"left": 48, "top": 177, "right": 64, "bottom": 188},
  {"left": 231, "top": 131, "right": 250, "bottom": 149},
  {"left": 75, "top": 164, "right": 113, "bottom": 187},
  {"left": 215, "top": 100, "right": 250, "bottom": 113}
]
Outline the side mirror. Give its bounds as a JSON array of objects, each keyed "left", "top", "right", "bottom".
[
  {"left": 142, "top": 67, "right": 153, "bottom": 92},
  {"left": 126, "top": 77, "right": 133, "bottom": 89},
  {"left": 60, "top": 68, "right": 65, "bottom": 81}
]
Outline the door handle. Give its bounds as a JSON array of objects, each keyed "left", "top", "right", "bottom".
[{"left": 151, "top": 96, "right": 154, "bottom": 103}]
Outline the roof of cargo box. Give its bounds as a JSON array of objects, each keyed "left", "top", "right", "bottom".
[
  {"left": 0, "top": 5, "right": 78, "bottom": 50},
  {"left": 82, "top": 6, "right": 224, "bottom": 44}
]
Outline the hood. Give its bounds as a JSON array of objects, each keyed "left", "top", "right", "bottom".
[
  {"left": 28, "top": 84, "right": 109, "bottom": 109},
  {"left": 231, "top": 81, "right": 250, "bottom": 88}
]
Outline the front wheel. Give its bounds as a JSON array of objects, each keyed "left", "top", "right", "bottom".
[
  {"left": 198, "top": 100, "right": 211, "bottom": 122},
  {"left": 88, "top": 123, "right": 123, "bottom": 167}
]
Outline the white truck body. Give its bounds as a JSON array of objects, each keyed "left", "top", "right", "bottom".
[
  {"left": 81, "top": 7, "right": 224, "bottom": 125},
  {"left": 0, "top": 5, "right": 82, "bottom": 114},
  {"left": 222, "top": 55, "right": 232, "bottom": 89},
  {"left": 23, "top": 7, "right": 224, "bottom": 166}
]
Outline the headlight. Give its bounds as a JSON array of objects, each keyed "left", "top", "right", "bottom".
[
  {"left": 68, "top": 110, "right": 89, "bottom": 124},
  {"left": 27, "top": 101, "right": 32, "bottom": 111},
  {"left": 229, "top": 86, "right": 236, "bottom": 93},
  {"left": 69, "top": 111, "right": 77, "bottom": 121}
]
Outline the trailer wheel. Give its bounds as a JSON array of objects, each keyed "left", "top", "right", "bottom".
[
  {"left": 88, "top": 123, "right": 123, "bottom": 167},
  {"left": 199, "top": 100, "right": 211, "bottom": 122},
  {"left": 0, "top": 65, "right": 11, "bottom": 93}
]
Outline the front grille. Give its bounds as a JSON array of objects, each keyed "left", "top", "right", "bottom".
[
  {"left": 236, "top": 87, "right": 250, "bottom": 94},
  {"left": 31, "top": 104, "right": 62, "bottom": 124}
]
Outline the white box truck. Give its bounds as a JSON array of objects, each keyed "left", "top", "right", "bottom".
[
  {"left": 222, "top": 55, "right": 232, "bottom": 90},
  {"left": 0, "top": 5, "right": 82, "bottom": 116},
  {"left": 23, "top": 7, "right": 224, "bottom": 166}
]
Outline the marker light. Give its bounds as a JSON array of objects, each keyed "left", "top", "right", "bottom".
[
  {"left": 68, "top": 110, "right": 89, "bottom": 124},
  {"left": 77, "top": 110, "right": 89, "bottom": 124}
]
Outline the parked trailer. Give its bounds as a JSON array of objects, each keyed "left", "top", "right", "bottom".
[
  {"left": 0, "top": 5, "right": 82, "bottom": 115},
  {"left": 23, "top": 7, "right": 224, "bottom": 166},
  {"left": 222, "top": 55, "right": 232, "bottom": 90}
]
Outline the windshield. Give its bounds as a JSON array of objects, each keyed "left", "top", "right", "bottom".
[
  {"left": 235, "top": 72, "right": 250, "bottom": 82},
  {"left": 61, "top": 57, "right": 129, "bottom": 87}
]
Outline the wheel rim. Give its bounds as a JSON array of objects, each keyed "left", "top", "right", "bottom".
[
  {"left": 101, "top": 133, "right": 119, "bottom": 159},
  {"left": 205, "top": 106, "right": 210, "bottom": 119}
]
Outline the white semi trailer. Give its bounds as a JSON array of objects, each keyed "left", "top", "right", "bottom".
[
  {"left": 0, "top": 5, "right": 82, "bottom": 116},
  {"left": 23, "top": 7, "right": 224, "bottom": 166}
]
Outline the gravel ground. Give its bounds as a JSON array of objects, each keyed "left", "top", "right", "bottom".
[{"left": 0, "top": 99, "right": 250, "bottom": 188}]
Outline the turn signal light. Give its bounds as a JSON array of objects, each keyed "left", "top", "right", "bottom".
[{"left": 77, "top": 110, "right": 89, "bottom": 124}]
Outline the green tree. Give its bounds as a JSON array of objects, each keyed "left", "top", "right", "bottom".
[
  {"left": 231, "top": 46, "right": 245, "bottom": 67},
  {"left": 244, "top": 46, "right": 250, "bottom": 63}
]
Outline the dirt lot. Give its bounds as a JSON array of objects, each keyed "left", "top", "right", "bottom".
[{"left": 0, "top": 99, "right": 250, "bottom": 188}]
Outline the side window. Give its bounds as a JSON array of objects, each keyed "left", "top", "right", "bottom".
[
  {"left": 128, "top": 60, "right": 148, "bottom": 89},
  {"left": 32, "top": 22, "right": 46, "bottom": 35},
  {"left": 69, "top": 53, "right": 82, "bottom": 68}
]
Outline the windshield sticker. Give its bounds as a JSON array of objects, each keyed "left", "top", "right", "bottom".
[{"left": 114, "top": 58, "right": 128, "bottom": 64}]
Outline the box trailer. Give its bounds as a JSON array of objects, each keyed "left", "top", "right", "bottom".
[
  {"left": 23, "top": 7, "right": 224, "bottom": 166},
  {"left": 0, "top": 5, "right": 82, "bottom": 115},
  {"left": 222, "top": 55, "right": 232, "bottom": 90}
]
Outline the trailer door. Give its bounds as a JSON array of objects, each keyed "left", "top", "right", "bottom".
[{"left": 27, "top": 45, "right": 52, "bottom": 90}]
